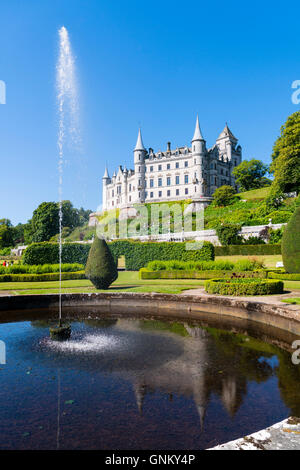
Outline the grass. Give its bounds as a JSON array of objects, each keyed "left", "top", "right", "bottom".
[
  {"left": 215, "top": 254, "right": 282, "bottom": 268},
  {"left": 239, "top": 186, "right": 271, "bottom": 201},
  {"left": 1, "top": 267, "right": 300, "bottom": 296},
  {"left": 0, "top": 271, "right": 205, "bottom": 296},
  {"left": 282, "top": 298, "right": 300, "bottom": 305}
]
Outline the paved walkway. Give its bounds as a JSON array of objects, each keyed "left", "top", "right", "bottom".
[
  {"left": 209, "top": 418, "right": 300, "bottom": 450},
  {"left": 181, "top": 287, "right": 300, "bottom": 312}
]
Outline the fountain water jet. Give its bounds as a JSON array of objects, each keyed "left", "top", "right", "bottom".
[{"left": 51, "top": 26, "right": 79, "bottom": 340}]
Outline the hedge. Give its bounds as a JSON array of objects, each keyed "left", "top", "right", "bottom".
[
  {"left": 0, "top": 271, "right": 86, "bottom": 283},
  {"left": 23, "top": 240, "right": 215, "bottom": 270},
  {"left": 0, "top": 263, "right": 84, "bottom": 275},
  {"left": 268, "top": 272, "right": 300, "bottom": 281},
  {"left": 139, "top": 268, "right": 267, "bottom": 280},
  {"left": 23, "top": 243, "right": 91, "bottom": 265},
  {"left": 214, "top": 244, "right": 281, "bottom": 256},
  {"left": 204, "top": 278, "right": 284, "bottom": 296}
]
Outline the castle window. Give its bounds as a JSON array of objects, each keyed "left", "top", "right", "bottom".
[
  {"left": 176, "top": 176, "right": 180, "bottom": 185},
  {"left": 150, "top": 179, "right": 154, "bottom": 188},
  {"left": 184, "top": 175, "right": 188, "bottom": 184},
  {"left": 158, "top": 164, "right": 162, "bottom": 171},
  {"left": 112, "top": 190, "right": 114, "bottom": 197},
  {"left": 185, "top": 188, "right": 188, "bottom": 195},
  {"left": 138, "top": 166, "right": 140, "bottom": 172},
  {"left": 195, "top": 186, "right": 197, "bottom": 192},
  {"left": 150, "top": 166, "right": 153, "bottom": 172},
  {"left": 150, "top": 192, "right": 153, "bottom": 198},
  {"left": 129, "top": 196, "right": 131, "bottom": 202},
  {"left": 176, "top": 162, "right": 179, "bottom": 169},
  {"left": 167, "top": 164, "right": 170, "bottom": 170},
  {"left": 193, "top": 146, "right": 195, "bottom": 151},
  {"left": 138, "top": 179, "right": 141, "bottom": 186},
  {"left": 167, "top": 177, "right": 171, "bottom": 186},
  {"left": 138, "top": 192, "right": 140, "bottom": 198},
  {"left": 129, "top": 184, "right": 131, "bottom": 192},
  {"left": 185, "top": 161, "right": 188, "bottom": 168},
  {"left": 167, "top": 190, "right": 171, "bottom": 197},
  {"left": 112, "top": 201, "right": 114, "bottom": 206},
  {"left": 159, "top": 191, "right": 162, "bottom": 197},
  {"left": 176, "top": 189, "right": 179, "bottom": 196},
  {"left": 158, "top": 177, "right": 162, "bottom": 187},
  {"left": 194, "top": 159, "right": 196, "bottom": 164}
]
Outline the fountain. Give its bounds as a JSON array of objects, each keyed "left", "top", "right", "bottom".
[{"left": 50, "top": 26, "right": 79, "bottom": 341}]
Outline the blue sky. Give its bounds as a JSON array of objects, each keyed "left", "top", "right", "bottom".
[{"left": 0, "top": 0, "right": 299, "bottom": 225}]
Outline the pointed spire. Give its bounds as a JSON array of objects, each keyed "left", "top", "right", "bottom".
[
  {"left": 192, "top": 115, "right": 205, "bottom": 142},
  {"left": 103, "top": 166, "right": 110, "bottom": 179},
  {"left": 134, "top": 128, "right": 146, "bottom": 151}
]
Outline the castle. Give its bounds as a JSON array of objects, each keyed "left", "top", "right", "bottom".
[{"left": 101, "top": 116, "right": 242, "bottom": 211}]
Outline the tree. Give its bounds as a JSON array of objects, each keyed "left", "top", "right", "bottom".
[
  {"left": 85, "top": 237, "right": 118, "bottom": 289},
  {"left": 78, "top": 207, "right": 92, "bottom": 226},
  {"left": 31, "top": 202, "right": 59, "bottom": 242},
  {"left": 216, "top": 224, "right": 243, "bottom": 246},
  {"left": 232, "top": 159, "right": 271, "bottom": 191},
  {"left": 0, "top": 224, "right": 13, "bottom": 248},
  {"left": 282, "top": 206, "right": 300, "bottom": 273},
  {"left": 61, "top": 200, "right": 80, "bottom": 230},
  {"left": 270, "top": 111, "right": 300, "bottom": 194},
  {"left": 212, "top": 185, "right": 237, "bottom": 207}
]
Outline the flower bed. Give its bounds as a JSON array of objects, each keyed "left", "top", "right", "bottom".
[{"left": 204, "top": 278, "right": 284, "bottom": 296}]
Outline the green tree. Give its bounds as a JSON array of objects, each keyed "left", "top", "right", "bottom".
[
  {"left": 31, "top": 202, "right": 59, "bottom": 242},
  {"left": 85, "top": 237, "right": 118, "bottom": 289},
  {"left": 216, "top": 223, "right": 243, "bottom": 246},
  {"left": 61, "top": 200, "right": 80, "bottom": 230},
  {"left": 0, "top": 224, "right": 13, "bottom": 248},
  {"left": 282, "top": 206, "right": 300, "bottom": 273},
  {"left": 232, "top": 159, "right": 271, "bottom": 191},
  {"left": 270, "top": 111, "right": 300, "bottom": 194},
  {"left": 212, "top": 185, "right": 237, "bottom": 207}
]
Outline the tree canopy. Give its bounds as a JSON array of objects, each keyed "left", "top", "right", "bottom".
[
  {"left": 270, "top": 111, "right": 300, "bottom": 194},
  {"left": 232, "top": 159, "right": 271, "bottom": 192}
]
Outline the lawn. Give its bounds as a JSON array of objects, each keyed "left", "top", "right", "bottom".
[
  {"left": 1, "top": 269, "right": 300, "bottom": 296},
  {"left": 0, "top": 271, "right": 205, "bottom": 295},
  {"left": 239, "top": 186, "right": 271, "bottom": 201}
]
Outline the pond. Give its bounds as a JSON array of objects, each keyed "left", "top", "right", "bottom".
[{"left": 0, "top": 312, "right": 299, "bottom": 450}]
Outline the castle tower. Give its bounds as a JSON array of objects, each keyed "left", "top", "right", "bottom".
[
  {"left": 102, "top": 166, "right": 110, "bottom": 211},
  {"left": 216, "top": 124, "right": 240, "bottom": 187},
  {"left": 133, "top": 128, "right": 147, "bottom": 203},
  {"left": 192, "top": 115, "right": 206, "bottom": 197}
]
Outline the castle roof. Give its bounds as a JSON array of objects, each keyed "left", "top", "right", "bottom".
[
  {"left": 192, "top": 115, "right": 205, "bottom": 142},
  {"left": 103, "top": 166, "right": 110, "bottom": 179},
  {"left": 217, "top": 124, "right": 237, "bottom": 142},
  {"left": 134, "top": 128, "right": 146, "bottom": 151}
]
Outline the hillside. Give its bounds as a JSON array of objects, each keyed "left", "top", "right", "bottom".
[{"left": 65, "top": 187, "right": 296, "bottom": 240}]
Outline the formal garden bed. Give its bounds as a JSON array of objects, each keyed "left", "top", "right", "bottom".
[{"left": 204, "top": 278, "right": 284, "bottom": 296}]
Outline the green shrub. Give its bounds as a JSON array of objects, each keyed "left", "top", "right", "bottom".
[
  {"left": 0, "top": 271, "right": 85, "bottom": 282},
  {"left": 85, "top": 238, "right": 118, "bottom": 289},
  {"left": 23, "top": 242, "right": 90, "bottom": 265},
  {"left": 216, "top": 224, "right": 243, "bottom": 246},
  {"left": 23, "top": 240, "right": 215, "bottom": 270},
  {"left": 139, "top": 268, "right": 267, "bottom": 280},
  {"left": 282, "top": 206, "right": 300, "bottom": 273},
  {"left": 235, "top": 258, "right": 265, "bottom": 271},
  {"left": 245, "top": 236, "right": 265, "bottom": 245},
  {"left": 204, "top": 278, "right": 284, "bottom": 296},
  {"left": 0, "top": 263, "right": 84, "bottom": 275},
  {"left": 146, "top": 258, "right": 262, "bottom": 272},
  {"left": 215, "top": 244, "right": 281, "bottom": 256},
  {"left": 212, "top": 185, "right": 238, "bottom": 207},
  {"left": 265, "top": 210, "right": 292, "bottom": 224},
  {"left": 269, "top": 227, "right": 284, "bottom": 244},
  {"left": 268, "top": 272, "right": 300, "bottom": 281}
]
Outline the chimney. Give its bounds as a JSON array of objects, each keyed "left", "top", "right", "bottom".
[{"left": 167, "top": 142, "right": 171, "bottom": 152}]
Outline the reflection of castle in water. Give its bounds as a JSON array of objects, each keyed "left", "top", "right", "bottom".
[{"left": 114, "top": 319, "right": 272, "bottom": 428}]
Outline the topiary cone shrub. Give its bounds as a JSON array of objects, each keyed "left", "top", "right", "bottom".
[
  {"left": 85, "top": 237, "right": 118, "bottom": 289},
  {"left": 282, "top": 206, "right": 300, "bottom": 273}
]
